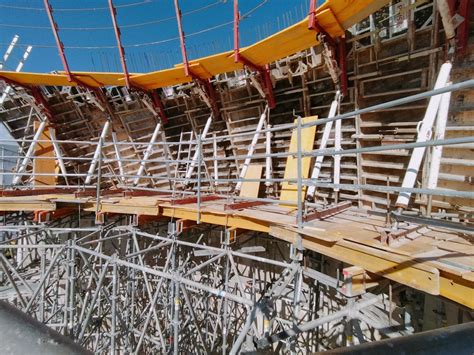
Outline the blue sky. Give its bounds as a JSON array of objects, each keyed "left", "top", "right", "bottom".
[{"left": 0, "top": 0, "right": 320, "bottom": 73}]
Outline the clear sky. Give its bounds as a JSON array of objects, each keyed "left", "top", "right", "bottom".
[{"left": 0, "top": 0, "right": 321, "bottom": 73}]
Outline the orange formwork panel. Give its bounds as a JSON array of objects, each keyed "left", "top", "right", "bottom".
[{"left": 0, "top": 0, "right": 390, "bottom": 89}]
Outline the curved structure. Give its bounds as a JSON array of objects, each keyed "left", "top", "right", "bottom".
[{"left": 0, "top": 0, "right": 473, "bottom": 353}]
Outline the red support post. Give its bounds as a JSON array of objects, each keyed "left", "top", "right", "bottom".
[
  {"left": 338, "top": 37, "right": 348, "bottom": 98},
  {"left": 174, "top": 0, "right": 190, "bottom": 77},
  {"left": 173, "top": 0, "right": 220, "bottom": 119},
  {"left": 151, "top": 90, "right": 169, "bottom": 124},
  {"left": 308, "top": 0, "right": 317, "bottom": 31},
  {"left": 43, "top": 0, "right": 73, "bottom": 82},
  {"left": 234, "top": 0, "right": 240, "bottom": 63},
  {"left": 456, "top": 0, "right": 471, "bottom": 58},
  {"left": 108, "top": 0, "right": 131, "bottom": 88},
  {"left": 233, "top": 0, "right": 276, "bottom": 109},
  {"left": 308, "top": 0, "right": 336, "bottom": 48}
]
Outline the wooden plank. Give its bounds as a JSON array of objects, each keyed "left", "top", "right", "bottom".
[
  {"left": 186, "top": 51, "right": 242, "bottom": 77},
  {"left": 127, "top": 65, "right": 197, "bottom": 89},
  {"left": 270, "top": 225, "right": 337, "bottom": 243},
  {"left": 0, "top": 200, "right": 56, "bottom": 211},
  {"left": 239, "top": 164, "right": 263, "bottom": 199},
  {"left": 280, "top": 116, "right": 318, "bottom": 205},
  {"left": 315, "top": 8, "right": 345, "bottom": 37},
  {"left": 33, "top": 123, "right": 56, "bottom": 188}
]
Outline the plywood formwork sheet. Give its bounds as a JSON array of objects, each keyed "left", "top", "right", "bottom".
[
  {"left": 33, "top": 123, "right": 56, "bottom": 187},
  {"left": 239, "top": 164, "right": 263, "bottom": 199},
  {"left": 280, "top": 116, "right": 318, "bottom": 205}
]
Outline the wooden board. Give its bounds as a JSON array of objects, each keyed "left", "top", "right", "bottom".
[
  {"left": 183, "top": 51, "right": 243, "bottom": 78},
  {"left": 126, "top": 65, "right": 197, "bottom": 89},
  {"left": 239, "top": 164, "right": 263, "bottom": 199},
  {"left": 280, "top": 116, "right": 318, "bottom": 205},
  {"left": 33, "top": 123, "right": 56, "bottom": 187}
]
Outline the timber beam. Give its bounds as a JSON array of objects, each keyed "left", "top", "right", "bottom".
[
  {"left": 270, "top": 225, "right": 474, "bottom": 309},
  {"left": 34, "top": 207, "right": 76, "bottom": 223},
  {"left": 122, "top": 190, "right": 170, "bottom": 199},
  {"left": 340, "top": 266, "right": 381, "bottom": 297},
  {"left": 0, "top": 188, "right": 77, "bottom": 197}
]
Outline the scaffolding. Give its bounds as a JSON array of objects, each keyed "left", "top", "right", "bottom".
[{"left": 0, "top": 0, "right": 473, "bottom": 353}]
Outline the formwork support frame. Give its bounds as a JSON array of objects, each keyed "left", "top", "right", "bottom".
[{"left": 233, "top": 0, "right": 276, "bottom": 109}]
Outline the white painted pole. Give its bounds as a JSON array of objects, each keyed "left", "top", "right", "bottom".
[
  {"left": 265, "top": 124, "right": 272, "bottom": 187},
  {"left": 184, "top": 114, "right": 213, "bottom": 183},
  {"left": 134, "top": 122, "right": 162, "bottom": 186},
  {"left": 1, "top": 35, "right": 19, "bottom": 69},
  {"left": 333, "top": 112, "right": 342, "bottom": 193},
  {"left": 427, "top": 89, "right": 451, "bottom": 189},
  {"left": 235, "top": 106, "right": 268, "bottom": 191},
  {"left": 0, "top": 45, "right": 32, "bottom": 105},
  {"left": 49, "top": 128, "right": 69, "bottom": 185},
  {"left": 85, "top": 121, "right": 110, "bottom": 185},
  {"left": 307, "top": 92, "right": 340, "bottom": 199},
  {"left": 396, "top": 62, "right": 452, "bottom": 207},
  {"left": 111, "top": 131, "right": 126, "bottom": 183},
  {"left": 213, "top": 133, "right": 218, "bottom": 186},
  {"left": 12, "top": 120, "right": 47, "bottom": 185}
]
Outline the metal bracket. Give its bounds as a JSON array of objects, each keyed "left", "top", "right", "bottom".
[
  {"left": 233, "top": 0, "right": 276, "bottom": 109},
  {"left": 174, "top": 0, "right": 221, "bottom": 119},
  {"left": 308, "top": 0, "right": 348, "bottom": 97}
]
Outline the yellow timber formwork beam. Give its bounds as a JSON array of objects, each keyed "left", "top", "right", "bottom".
[
  {"left": 0, "top": 0, "right": 390, "bottom": 89},
  {"left": 269, "top": 225, "right": 474, "bottom": 309},
  {"left": 0, "top": 200, "right": 56, "bottom": 211},
  {"left": 85, "top": 202, "right": 270, "bottom": 233}
]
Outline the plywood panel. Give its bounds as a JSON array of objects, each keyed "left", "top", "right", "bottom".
[
  {"left": 33, "top": 123, "right": 56, "bottom": 188},
  {"left": 239, "top": 164, "right": 263, "bottom": 199},
  {"left": 280, "top": 116, "right": 318, "bottom": 205}
]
